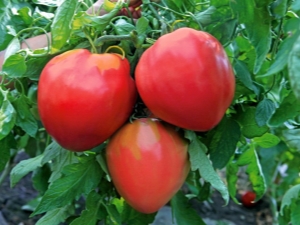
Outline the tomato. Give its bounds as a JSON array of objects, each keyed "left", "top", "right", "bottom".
[
  {"left": 135, "top": 27, "right": 235, "bottom": 131},
  {"left": 106, "top": 118, "right": 190, "bottom": 213},
  {"left": 38, "top": 49, "right": 137, "bottom": 152},
  {"left": 241, "top": 191, "right": 256, "bottom": 208}
]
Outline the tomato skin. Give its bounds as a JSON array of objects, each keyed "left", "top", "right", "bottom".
[
  {"left": 38, "top": 49, "right": 137, "bottom": 152},
  {"left": 106, "top": 118, "right": 190, "bottom": 214},
  {"left": 241, "top": 191, "right": 256, "bottom": 208},
  {"left": 135, "top": 27, "right": 235, "bottom": 131}
]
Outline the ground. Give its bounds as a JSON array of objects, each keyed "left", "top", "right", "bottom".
[{"left": 0, "top": 152, "right": 274, "bottom": 225}]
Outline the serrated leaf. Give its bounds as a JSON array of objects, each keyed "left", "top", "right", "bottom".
[
  {"left": 70, "top": 191, "right": 105, "bottom": 225},
  {"left": 36, "top": 206, "right": 73, "bottom": 225},
  {"left": 259, "top": 18, "right": 300, "bottom": 77},
  {"left": 288, "top": 34, "right": 300, "bottom": 101},
  {"left": 238, "top": 107, "right": 269, "bottom": 138},
  {"left": 281, "top": 129, "right": 300, "bottom": 151},
  {"left": 10, "top": 154, "right": 43, "bottom": 187},
  {"left": 255, "top": 99, "right": 276, "bottom": 127},
  {"left": 32, "top": 156, "right": 102, "bottom": 216},
  {"left": 170, "top": 190, "right": 206, "bottom": 225},
  {"left": 268, "top": 91, "right": 300, "bottom": 126},
  {"left": 209, "top": 117, "right": 241, "bottom": 169},
  {"left": 0, "top": 0, "right": 13, "bottom": 50},
  {"left": 50, "top": 0, "right": 78, "bottom": 53},
  {"left": 280, "top": 184, "right": 300, "bottom": 215},
  {"left": 231, "top": 0, "right": 272, "bottom": 73},
  {"left": 0, "top": 90, "right": 16, "bottom": 141},
  {"left": 0, "top": 133, "right": 15, "bottom": 172},
  {"left": 184, "top": 130, "right": 229, "bottom": 205},
  {"left": 237, "top": 146, "right": 267, "bottom": 200},
  {"left": 253, "top": 133, "right": 280, "bottom": 148},
  {"left": 2, "top": 54, "right": 27, "bottom": 78},
  {"left": 12, "top": 95, "right": 38, "bottom": 137}
]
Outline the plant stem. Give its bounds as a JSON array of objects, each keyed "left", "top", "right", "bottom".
[
  {"left": 94, "top": 34, "right": 132, "bottom": 47},
  {"left": 0, "top": 161, "right": 12, "bottom": 187}
]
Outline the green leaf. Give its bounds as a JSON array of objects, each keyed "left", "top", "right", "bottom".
[
  {"left": 209, "top": 117, "right": 241, "bottom": 169},
  {"left": 281, "top": 129, "right": 300, "bottom": 151},
  {"left": 231, "top": 0, "right": 272, "bottom": 73},
  {"left": 0, "top": 133, "right": 15, "bottom": 172},
  {"left": 236, "top": 146, "right": 267, "bottom": 200},
  {"left": 3, "top": 37, "right": 21, "bottom": 61},
  {"left": 32, "top": 0, "right": 59, "bottom": 7},
  {"left": 70, "top": 191, "right": 105, "bottom": 225},
  {"left": 47, "top": 146, "right": 78, "bottom": 183},
  {"left": 237, "top": 107, "right": 269, "bottom": 138},
  {"left": 36, "top": 206, "right": 74, "bottom": 225},
  {"left": 234, "top": 60, "right": 259, "bottom": 94},
  {"left": 103, "top": 203, "right": 122, "bottom": 225},
  {"left": 226, "top": 162, "right": 239, "bottom": 204},
  {"left": 268, "top": 91, "right": 300, "bottom": 126},
  {"left": 32, "top": 165, "right": 51, "bottom": 195},
  {"left": 253, "top": 133, "right": 280, "bottom": 148},
  {"left": 24, "top": 54, "right": 52, "bottom": 80},
  {"left": 136, "top": 17, "right": 149, "bottom": 35},
  {"left": 50, "top": 0, "right": 78, "bottom": 53},
  {"left": 121, "top": 203, "right": 156, "bottom": 225},
  {"left": 255, "top": 98, "right": 276, "bottom": 127},
  {"left": 0, "top": 0, "right": 13, "bottom": 50},
  {"left": 32, "top": 155, "right": 102, "bottom": 216},
  {"left": 2, "top": 54, "right": 27, "bottom": 78},
  {"left": 10, "top": 154, "right": 43, "bottom": 187},
  {"left": 12, "top": 95, "right": 38, "bottom": 137},
  {"left": 288, "top": 34, "right": 300, "bottom": 102},
  {"left": 184, "top": 130, "right": 229, "bottom": 205},
  {"left": 113, "top": 18, "right": 135, "bottom": 35},
  {"left": 0, "top": 89, "right": 17, "bottom": 141},
  {"left": 42, "top": 141, "right": 63, "bottom": 164},
  {"left": 171, "top": 190, "right": 206, "bottom": 225},
  {"left": 280, "top": 184, "right": 300, "bottom": 215},
  {"left": 270, "top": 0, "right": 288, "bottom": 18},
  {"left": 259, "top": 18, "right": 300, "bottom": 77}
]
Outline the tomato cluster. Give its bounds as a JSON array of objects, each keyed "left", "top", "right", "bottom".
[{"left": 38, "top": 27, "right": 235, "bottom": 213}]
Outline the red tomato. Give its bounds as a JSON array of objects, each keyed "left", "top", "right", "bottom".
[
  {"left": 135, "top": 27, "right": 235, "bottom": 131},
  {"left": 38, "top": 49, "right": 137, "bottom": 152},
  {"left": 241, "top": 191, "right": 256, "bottom": 208},
  {"left": 106, "top": 118, "right": 190, "bottom": 213}
]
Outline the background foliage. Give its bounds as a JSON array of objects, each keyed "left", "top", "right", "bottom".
[{"left": 0, "top": 0, "right": 300, "bottom": 224}]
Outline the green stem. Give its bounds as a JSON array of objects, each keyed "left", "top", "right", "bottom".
[
  {"left": 0, "top": 161, "right": 12, "bottom": 187},
  {"left": 95, "top": 34, "right": 132, "bottom": 47},
  {"left": 151, "top": 2, "right": 186, "bottom": 17},
  {"left": 84, "top": 28, "right": 98, "bottom": 53}
]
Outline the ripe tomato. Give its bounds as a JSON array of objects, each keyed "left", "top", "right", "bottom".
[
  {"left": 106, "top": 118, "right": 190, "bottom": 213},
  {"left": 241, "top": 191, "right": 256, "bottom": 208},
  {"left": 38, "top": 49, "right": 137, "bottom": 151},
  {"left": 135, "top": 27, "right": 235, "bottom": 131}
]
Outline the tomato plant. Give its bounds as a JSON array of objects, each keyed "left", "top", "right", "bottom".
[
  {"left": 135, "top": 27, "right": 235, "bottom": 131},
  {"left": 38, "top": 49, "right": 137, "bottom": 151},
  {"left": 106, "top": 118, "right": 190, "bottom": 214},
  {"left": 0, "top": 0, "right": 300, "bottom": 224}
]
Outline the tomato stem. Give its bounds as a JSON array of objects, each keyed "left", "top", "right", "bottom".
[{"left": 94, "top": 34, "right": 132, "bottom": 47}]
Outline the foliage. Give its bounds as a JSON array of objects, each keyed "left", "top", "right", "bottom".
[{"left": 0, "top": 0, "right": 300, "bottom": 224}]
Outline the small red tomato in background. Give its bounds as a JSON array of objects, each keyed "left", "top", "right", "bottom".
[
  {"left": 241, "top": 191, "right": 256, "bottom": 208},
  {"left": 38, "top": 49, "right": 137, "bottom": 152},
  {"left": 135, "top": 27, "right": 235, "bottom": 132},
  {"left": 106, "top": 118, "right": 190, "bottom": 214}
]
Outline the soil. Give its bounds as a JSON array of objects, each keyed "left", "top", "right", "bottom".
[{"left": 0, "top": 152, "right": 274, "bottom": 225}]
